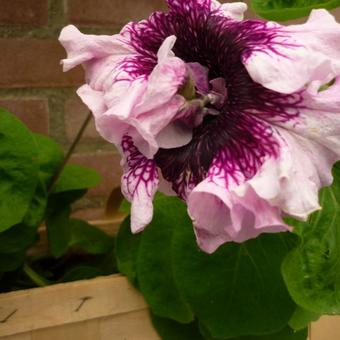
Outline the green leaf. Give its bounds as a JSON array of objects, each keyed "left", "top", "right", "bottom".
[
  {"left": 251, "top": 0, "right": 340, "bottom": 21},
  {"left": 116, "top": 216, "right": 142, "bottom": 286},
  {"left": 47, "top": 210, "right": 114, "bottom": 258},
  {"left": 61, "top": 265, "right": 103, "bottom": 282},
  {"left": 46, "top": 208, "right": 71, "bottom": 258},
  {"left": 46, "top": 164, "right": 100, "bottom": 219},
  {"left": 151, "top": 314, "right": 308, "bottom": 340},
  {"left": 0, "top": 224, "right": 37, "bottom": 253},
  {"left": 23, "top": 180, "right": 48, "bottom": 228},
  {"left": 33, "top": 134, "right": 64, "bottom": 188},
  {"left": 52, "top": 164, "right": 101, "bottom": 194},
  {"left": 0, "top": 251, "right": 26, "bottom": 272},
  {"left": 23, "top": 134, "right": 64, "bottom": 227},
  {"left": 172, "top": 223, "right": 297, "bottom": 338},
  {"left": 69, "top": 219, "right": 114, "bottom": 254},
  {"left": 46, "top": 189, "right": 87, "bottom": 218},
  {"left": 235, "top": 327, "right": 308, "bottom": 340},
  {"left": 0, "top": 109, "right": 39, "bottom": 231},
  {"left": 282, "top": 164, "right": 340, "bottom": 315},
  {"left": 151, "top": 313, "right": 204, "bottom": 340},
  {"left": 136, "top": 194, "right": 194, "bottom": 323},
  {"left": 201, "top": 323, "right": 308, "bottom": 340},
  {"left": 289, "top": 307, "right": 320, "bottom": 331}
]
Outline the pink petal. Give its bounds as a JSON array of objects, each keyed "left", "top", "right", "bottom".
[
  {"left": 243, "top": 10, "right": 340, "bottom": 94},
  {"left": 157, "top": 35, "right": 176, "bottom": 62},
  {"left": 155, "top": 121, "right": 193, "bottom": 149},
  {"left": 59, "top": 25, "right": 134, "bottom": 73},
  {"left": 121, "top": 136, "right": 159, "bottom": 233},
  {"left": 166, "top": 0, "right": 247, "bottom": 20},
  {"left": 245, "top": 128, "right": 339, "bottom": 220},
  {"left": 187, "top": 153, "right": 289, "bottom": 254},
  {"left": 77, "top": 85, "right": 107, "bottom": 118},
  {"left": 218, "top": 2, "right": 248, "bottom": 20},
  {"left": 134, "top": 52, "right": 187, "bottom": 114},
  {"left": 78, "top": 35, "right": 188, "bottom": 158}
]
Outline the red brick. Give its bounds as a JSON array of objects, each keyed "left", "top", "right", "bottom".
[
  {"left": 64, "top": 96, "right": 101, "bottom": 140},
  {"left": 69, "top": 151, "right": 122, "bottom": 199},
  {"left": 0, "top": 0, "right": 48, "bottom": 26},
  {"left": 67, "top": 0, "right": 167, "bottom": 27},
  {"left": 0, "top": 98, "right": 49, "bottom": 134},
  {"left": 0, "top": 39, "right": 84, "bottom": 88}
]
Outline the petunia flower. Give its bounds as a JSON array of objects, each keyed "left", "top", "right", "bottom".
[{"left": 59, "top": 0, "right": 340, "bottom": 253}]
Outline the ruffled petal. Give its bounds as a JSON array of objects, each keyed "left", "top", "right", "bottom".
[
  {"left": 59, "top": 25, "right": 134, "bottom": 72},
  {"left": 242, "top": 10, "right": 340, "bottom": 94},
  {"left": 76, "top": 35, "right": 189, "bottom": 158},
  {"left": 217, "top": 1, "right": 247, "bottom": 20},
  {"left": 121, "top": 136, "right": 159, "bottom": 233},
  {"left": 166, "top": 0, "right": 247, "bottom": 20},
  {"left": 305, "top": 77, "right": 340, "bottom": 112},
  {"left": 187, "top": 153, "right": 288, "bottom": 254},
  {"left": 243, "top": 127, "right": 339, "bottom": 220},
  {"left": 77, "top": 84, "right": 107, "bottom": 118},
  {"left": 134, "top": 38, "right": 187, "bottom": 114}
]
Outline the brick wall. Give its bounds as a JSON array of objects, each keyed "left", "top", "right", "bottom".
[
  {"left": 0, "top": 0, "right": 168, "bottom": 220},
  {"left": 0, "top": 1, "right": 339, "bottom": 220}
]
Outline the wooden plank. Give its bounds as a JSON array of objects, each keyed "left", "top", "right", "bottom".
[
  {"left": 1, "top": 333, "right": 31, "bottom": 340},
  {"left": 31, "top": 319, "right": 99, "bottom": 340},
  {"left": 0, "top": 275, "right": 147, "bottom": 337},
  {"left": 100, "top": 309, "right": 159, "bottom": 340},
  {"left": 311, "top": 316, "right": 340, "bottom": 340}
]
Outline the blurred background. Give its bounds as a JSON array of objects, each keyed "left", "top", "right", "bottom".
[{"left": 0, "top": 0, "right": 339, "bottom": 222}]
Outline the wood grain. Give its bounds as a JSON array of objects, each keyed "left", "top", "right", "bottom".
[
  {"left": 311, "top": 316, "right": 340, "bottom": 340},
  {"left": 0, "top": 274, "right": 146, "bottom": 337}
]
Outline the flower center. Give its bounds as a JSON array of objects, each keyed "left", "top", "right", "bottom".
[
  {"left": 127, "top": 8, "right": 303, "bottom": 198},
  {"left": 178, "top": 63, "right": 227, "bottom": 128}
]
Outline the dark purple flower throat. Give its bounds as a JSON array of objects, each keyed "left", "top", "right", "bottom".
[{"left": 124, "top": 0, "right": 303, "bottom": 198}]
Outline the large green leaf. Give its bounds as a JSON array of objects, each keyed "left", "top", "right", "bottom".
[
  {"left": 282, "top": 164, "right": 340, "bottom": 315},
  {"left": 69, "top": 219, "right": 114, "bottom": 254},
  {"left": 33, "top": 134, "right": 64, "bottom": 188},
  {"left": 0, "top": 109, "right": 39, "bottom": 231},
  {"left": 172, "top": 222, "right": 297, "bottom": 338},
  {"left": 151, "top": 314, "right": 307, "bottom": 340},
  {"left": 46, "top": 208, "right": 71, "bottom": 258},
  {"left": 136, "top": 195, "right": 194, "bottom": 323},
  {"left": 23, "top": 134, "right": 64, "bottom": 228},
  {"left": 46, "top": 189, "right": 87, "bottom": 218},
  {"left": 201, "top": 323, "right": 308, "bottom": 340},
  {"left": 47, "top": 209, "right": 114, "bottom": 258},
  {"left": 116, "top": 216, "right": 142, "bottom": 286},
  {"left": 52, "top": 164, "right": 101, "bottom": 194},
  {"left": 46, "top": 164, "right": 101, "bottom": 218},
  {"left": 151, "top": 314, "right": 204, "bottom": 340},
  {"left": 0, "top": 224, "right": 37, "bottom": 254},
  {"left": 251, "top": 0, "right": 340, "bottom": 21}
]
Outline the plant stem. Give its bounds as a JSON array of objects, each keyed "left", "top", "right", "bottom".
[
  {"left": 47, "top": 111, "right": 93, "bottom": 194},
  {"left": 23, "top": 263, "right": 50, "bottom": 287}
]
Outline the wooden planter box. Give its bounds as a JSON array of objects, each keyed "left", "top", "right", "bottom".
[
  {"left": 0, "top": 274, "right": 159, "bottom": 340},
  {"left": 0, "top": 274, "right": 339, "bottom": 340}
]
